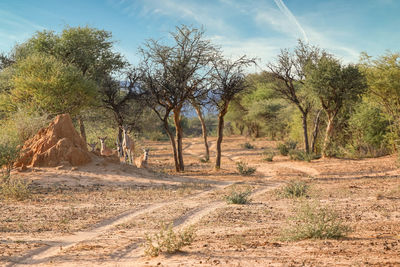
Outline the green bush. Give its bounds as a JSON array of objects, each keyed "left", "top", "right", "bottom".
[
  {"left": 277, "top": 143, "right": 289, "bottom": 156},
  {"left": 225, "top": 189, "right": 251, "bottom": 204},
  {"left": 1, "top": 177, "right": 31, "bottom": 201},
  {"left": 282, "top": 202, "right": 351, "bottom": 241},
  {"left": 277, "top": 140, "right": 297, "bottom": 156},
  {"left": 144, "top": 223, "right": 196, "bottom": 257},
  {"left": 279, "top": 180, "right": 309, "bottom": 198},
  {"left": 288, "top": 150, "right": 319, "bottom": 162},
  {"left": 0, "top": 136, "right": 21, "bottom": 177},
  {"left": 10, "top": 110, "right": 50, "bottom": 142},
  {"left": 236, "top": 161, "right": 256, "bottom": 176},
  {"left": 242, "top": 142, "right": 255, "bottom": 149},
  {"left": 262, "top": 150, "right": 275, "bottom": 162}
]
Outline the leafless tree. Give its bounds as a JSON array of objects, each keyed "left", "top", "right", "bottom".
[
  {"left": 100, "top": 67, "right": 145, "bottom": 143},
  {"left": 139, "top": 25, "right": 217, "bottom": 171},
  {"left": 267, "top": 40, "right": 323, "bottom": 153},
  {"left": 210, "top": 56, "right": 255, "bottom": 170}
]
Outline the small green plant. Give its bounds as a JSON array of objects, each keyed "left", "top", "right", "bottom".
[
  {"left": 281, "top": 202, "right": 351, "bottom": 241},
  {"left": 242, "top": 142, "right": 255, "bottom": 149},
  {"left": 277, "top": 143, "right": 289, "bottom": 156},
  {"left": 288, "top": 150, "right": 319, "bottom": 162},
  {"left": 1, "top": 177, "right": 31, "bottom": 201},
  {"left": 279, "top": 180, "right": 309, "bottom": 198},
  {"left": 262, "top": 150, "right": 275, "bottom": 162},
  {"left": 144, "top": 222, "right": 196, "bottom": 257},
  {"left": 236, "top": 161, "right": 256, "bottom": 176},
  {"left": 277, "top": 140, "right": 298, "bottom": 156},
  {"left": 199, "top": 156, "right": 209, "bottom": 163},
  {"left": 0, "top": 141, "right": 21, "bottom": 177},
  {"left": 225, "top": 189, "right": 251, "bottom": 204}
]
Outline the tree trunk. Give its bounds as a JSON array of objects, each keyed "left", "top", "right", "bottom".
[
  {"left": 163, "top": 116, "right": 180, "bottom": 172},
  {"left": 311, "top": 109, "right": 322, "bottom": 153},
  {"left": 322, "top": 116, "right": 334, "bottom": 158},
  {"left": 215, "top": 104, "right": 228, "bottom": 170},
  {"left": 193, "top": 102, "right": 210, "bottom": 161},
  {"left": 117, "top": 126, "right": 124, "bottom": 158},
  {"left": 173, "top": 107, "right": 184, "bottom": 171},
  {"left": 78, "top": 115, "right": 87, "bottom": 144},
  {"left": 301, "top": 112, "right": 310, "bottom": 153}
]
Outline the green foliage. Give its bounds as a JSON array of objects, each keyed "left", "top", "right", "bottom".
[
  {"left": 1, "top": 177, "right": 31, "bottom": 201},
  {"left": 279, "top": 180, "right": 309, "bottom": 198},
  {"left": 236, "top": 161, "right": 256, "bottom": 176},
  {"left": 277, "top": 140, "right": 297, "bottom": 156},
  {"left": 361, "top": 52, "right": 400, "bottom": 137},
  {"left": 225, "top": 72, "right": 289, "bottom": 139},
  {"left": 347, "top": 101, "right": 390, "bottom": 157},
  {"left": 242, "top": 142, "right": 255, "bottom": 149},
  {"left": 9, "top": 110, "right": 50, "bottom": 142},
  {"left": 225, "top": 189, "right": 251, "bottom": 204},
  {"left": 0, "top": 128, "right": 21, "bottom": 177},
  {"left": 3, "top": 53, "right": 96, "bottom": 116},
  {"left": 288, "top": 150, "right": 319, "bottom": 162},
  {"left": 144, "top": 222, "right": 196, "bottom": 257},
  {"left": 262, "top": 150, "right": 275, "bottom": 162},
  {"left": 14, "top": 26, "right": 126, "bottom": 81},
  {"left": 282, "top": 202, "right": 351, "bottom": 241}
]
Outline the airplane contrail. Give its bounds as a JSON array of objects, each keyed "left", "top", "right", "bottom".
[{"left": 273, "top": 0, "right": 309, "bottom": 42}]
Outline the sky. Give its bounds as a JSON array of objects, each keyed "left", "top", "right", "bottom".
[{"left": 0, "top": 0, "right": 399, "bottom": 70}]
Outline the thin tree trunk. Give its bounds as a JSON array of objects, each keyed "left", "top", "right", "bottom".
[
  {"left": 192, "top": 102, "right": 210, "bottom": 161},
  {"left": 78, "top": 115, "right": 87, "bottom": 144},
  {"left": 117, "top": 126, "right": 124, "bottom": 158},
  {"left": 322, "top": 116, "right": 334, "bottom": 158},
  {"left": 311, "top": 109, "right": 322, "bottom": 153},
  {"left": 215, "top": 105, "right": 228, "bottom": 170},
  {"left": 301, "top": 112, "right": 310, "bottom": 153},
  {"left": 173, "top": 107, "right": 184, "bottom": 171},
  {"left": 163, "top": 117, "right": 180, "bottom": 172}
]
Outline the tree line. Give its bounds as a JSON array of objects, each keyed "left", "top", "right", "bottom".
[{"left": 0, "top": 25, "right": 399, "bottom": 172}]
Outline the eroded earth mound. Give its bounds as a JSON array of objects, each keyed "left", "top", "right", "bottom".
[{"left": 15, "top": 114, "right": 91, "bottom": 168}]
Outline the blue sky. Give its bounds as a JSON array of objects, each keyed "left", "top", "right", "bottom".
[{"left": 0, "top": 0, "right": 399, "bottom": 68}]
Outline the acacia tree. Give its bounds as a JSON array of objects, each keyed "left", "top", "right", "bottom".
[
  {"left": 360, "top": 52, "right": 400, "bottom": 139},
  {"left": 189, "top": 81, "right": 211, "bottom": 161},
  {"left": 11, "top": 26, "right": 126, "bottom": 141},
  {"left": 1, "top": 53, "right": 96, "bottom": 117},
  {"left": 307, "top": 56, "right": 366, "bottom": 157},
  {"left": 139, "top": 25, "right": 216, "bottom": 171},
  {"left": 140, "top": 64, "right": 178, "bottom": 170},
  {"left": 211, "top": 56, "right": 255, "bottom": 170},
  {"left": 267, "top": 41, "right": 323, "bottom": 153},
  {"left": 100, "top": 68, "right": 145, "bottom": 143}
]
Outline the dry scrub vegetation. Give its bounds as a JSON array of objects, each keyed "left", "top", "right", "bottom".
[{"left": 1, "top": 136, "right": 400, "bottom": 266}]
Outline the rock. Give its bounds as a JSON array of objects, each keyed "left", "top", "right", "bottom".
[{"left": 15, "top": 114, "right": 92, "bottom": 168}]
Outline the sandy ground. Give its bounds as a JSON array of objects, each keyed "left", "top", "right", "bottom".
[{"left": 1, "top": 136, "right": 400, "bottom": 266}]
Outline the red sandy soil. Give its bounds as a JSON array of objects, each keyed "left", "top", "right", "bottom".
[{"left": 1, "top": 136, "right": 399, "bottom": 266}]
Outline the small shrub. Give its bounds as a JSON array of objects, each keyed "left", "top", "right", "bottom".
[
  {"left": 199, "top": 156, "right": 209, "bottom": 163},
  {"left": 1, "top": 177, "right": 31, "bottom": 201},
  {"left": 0, "top": 140, "right": 21, "bottom": 177},
  {"left": 242, "top": 142, "right": 255, "bottom": 149},
  {"left": 281, "top": 202, "right": 351, "bottom": 241},
  {"left": 277, "top": 143, "right": 289, "bottom": 156},
  {"left": 279, "top": 180, "right": 309, "bottom": 198},
  {"left": 289, "top": 150, "right": 319, "bottom": 162},
  {"left": 225, "top": 189, "right": 251, "bottom": 204},
  {"left": 144, "top": 223, "right": 196, "bottom": 257},
  {"left": 262, "top": 150, "right": 275, "bottom": 162},
  {"left": 277, "top": 140, "right": 298, "bottom": 156},
  {"left": 236, "top": 161, "right": 256, "bottom": 176}
]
